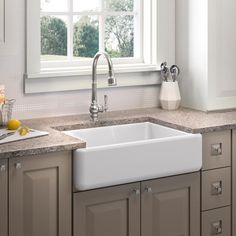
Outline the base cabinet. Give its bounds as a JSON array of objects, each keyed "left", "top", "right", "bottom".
[
  {"left": 141, "top": 173, "right": 200, "bottom": 236},
  {"left": 202, "top": 130, "right": 232, "bottom": 236},
  {"left": 74, "top": 172, "right": 200, "bottom": 236},
  {"left": 9, "top": 152, "right": 72, "bottom": 236},
  {"left": 0, "top": 159, "right": 8, "bottom": 236}
]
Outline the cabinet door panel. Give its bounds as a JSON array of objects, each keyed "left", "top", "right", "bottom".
[
  {"left": 142, "top": 172, "right": 200, "bottom": 236},
  {"left": 23, "top": 168, "right": 58, "bottom": 236},
  {"left": 0, "top": 159, "right": 8, "bottom": 236},
  {"left": 151, "top": 188, "right": 189, "bottom": 235},
  {"left": 9, "top": 152, "right": 72, "bottom": 236},
  {"left": 74, "top": 183, "right": 140, "bottom": 236}
]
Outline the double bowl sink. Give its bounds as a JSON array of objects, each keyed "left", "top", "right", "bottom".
[{"left": 64, "top": 122, "right": 202, "bottom": 191}]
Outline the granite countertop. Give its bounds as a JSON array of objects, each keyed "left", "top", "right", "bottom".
[{"left": 1, "top": 107, "right": 236, "bottom": 158}]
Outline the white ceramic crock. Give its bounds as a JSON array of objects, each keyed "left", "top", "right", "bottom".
[{"left": 160, "top": 81, "right": 181, "bottom": 110}]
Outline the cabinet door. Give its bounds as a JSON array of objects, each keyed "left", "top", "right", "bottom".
[
  {"left": 0, "top": 159, "right": 8, "bottom": 236},
  {"left": 141, "top": 172, "right": 200, "bottom": 236},
  {"left": 74, "top": 182, "right": 140, "bottom": 236},
  {"left": 9, "top": 151, "right": 72, "bottom": 236}
]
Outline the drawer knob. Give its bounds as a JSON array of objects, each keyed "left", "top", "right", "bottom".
[
  {"left": 133, "top": 189, "right": 140, "bottom": 195},
  {"left": 15, "top": 163, "right": 22, "bottom": 169},
  {"left": 211, "top": 181, "right": 222, "bottom": 195},
  {"left": 211, "top": 220, "right": 222, "bottom": 235},
  {"left": 211, "top": 143, "right": 222, "bottom": 156},
  {"left": 0, "top": 165, "right": 6, "bottom": 172},
  {"left": 145, "top": 186, "right": 152, "bottom": 193}
]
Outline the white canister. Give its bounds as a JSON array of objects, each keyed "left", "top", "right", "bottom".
[{"left": 160, "top": 81, "right": 181, "bottom": 110}]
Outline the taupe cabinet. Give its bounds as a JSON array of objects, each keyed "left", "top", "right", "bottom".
[
  {"left": 2, "top": 151, "right": 72, "bottom": 236},
  {"left": 142, "top": 173, "right": 200, "bottom": 236},
  {"left": 74, "top": 182, "right": 141, "bottom": 236},
  {"left": 0, "top": 159, "right": 8, "bottom": 236},
  {"left": 202, "top": 130, "right": 232, "bottom": 236},
  {"left": 74, "top": 172, "right": 200, "bottom": 236}
]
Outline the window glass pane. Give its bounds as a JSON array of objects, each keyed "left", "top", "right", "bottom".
[
  {"left": 73, "top": 16, "right": 99, "bottom": 59},
  {"left": 41, "top": 0, "right": 68, "bottom": 12},
  {"left": 105, "top": 15, "right": 134, "bottom": 58},
  {"left": 104, "top": 0, "right": 134, "bottom": 12},
  {"left": 73, "top": 0, "right": 100, "bottom": 12},
  {"left": 41, "top": 16, "right": 68, "bottom": 61}
]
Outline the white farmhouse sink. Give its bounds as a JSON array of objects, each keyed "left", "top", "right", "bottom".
[{"left": 64, "top": 122, "right": 202, "bottom": 191}]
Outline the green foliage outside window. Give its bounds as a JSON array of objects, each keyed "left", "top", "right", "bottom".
[
  {"left": 105, "top": 0, "right": 134, "bottom": 12},
  {"left": 105, "top": 15, "right": 134, "bottom": 58},
  {"left": 41, "top": 0, "right": 135, "bottom": 59},
  {"left": 41, "top": 16, "right": 67, "bottom": 56},
  {"left": 73, "top": 17, "right": 99, "bottom": 58}
]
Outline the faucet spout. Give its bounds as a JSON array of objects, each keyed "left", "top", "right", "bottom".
[{"left": 90, "top": 52, "right": 117, "bottom": 121}]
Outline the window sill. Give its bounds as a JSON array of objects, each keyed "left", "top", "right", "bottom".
[
  {"left": 28, "top": 63, "right": 159, "bottom": 78},
  {"left": 24, "top": 64, "right": 161, "bottom": 94}
]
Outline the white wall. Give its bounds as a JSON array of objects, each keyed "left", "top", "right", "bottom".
[
  {"left": 176, "top": 0, "right": 236, "bottom": 111},
  {"left": 176, "top": 0, "right": 208, "bottom": 111},
  {"left": 0, "top": 0, "right": 160, "bottom": 120},
  {"left": 207, "top": 0, "right": 236, "bottom": 110}
]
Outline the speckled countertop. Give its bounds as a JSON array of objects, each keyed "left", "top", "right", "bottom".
[{"left": 1, "top": 107, "right": 236, "bottom": 159}]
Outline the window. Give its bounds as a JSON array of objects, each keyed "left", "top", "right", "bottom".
[
  {"left": 40, "top": 0, "right": 142, "bottom": 69},
  {"left": 25, "top": 0, "right": 175, "bottom": 93}
]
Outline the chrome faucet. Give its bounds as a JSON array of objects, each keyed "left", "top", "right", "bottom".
[{"left": 89, "top": 52, "right": 117, "bottom": 121}]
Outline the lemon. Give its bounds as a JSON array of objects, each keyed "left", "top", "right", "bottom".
[
  {"left": 7, "top": 119, "right": 22, "bottom": 130},
  {"left": 18, "top": 127, "right": 30, "bottom": 136}
]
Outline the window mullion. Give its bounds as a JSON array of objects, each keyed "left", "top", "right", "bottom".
[
  {"left": 134, "top": 0, "right": 143, "bottom": 59},
  {"left": 71, "top": 11, "right": 135, "bottom": 16},
  {"left": 68, "top": 0, "right": 73, "bottom": 61},
  {"left": 41, "top": 12, "right": 69, "bottom": 16},
  {"left": 99, "top": 0, "right": 105, "bottom": 52}
]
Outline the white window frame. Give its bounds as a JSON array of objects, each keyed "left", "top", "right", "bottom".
[
  {"left": 40, "top": 0, "right": 143, "bottom": 69},
  {"left": 0, "top": 0, "right": 5, "bottom": 43},
  {"left": 25, "top": 0, "right": 176, "bottom": 93}
]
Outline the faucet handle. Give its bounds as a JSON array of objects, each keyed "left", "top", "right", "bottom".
[{"left": 104, "top": 95, "right": 108, "bottom": 112}]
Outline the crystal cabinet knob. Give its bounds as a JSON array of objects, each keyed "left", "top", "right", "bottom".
[
  {"left": 133, "top": 189, "right": 140, "bottom": 195},
  {"left": 145, "top": 186, "right": 152, "bottom": 193},
  {"left": 211, "top": 143, "right": 222, "bottom": 156},
  {"left": 211, "top": 181, "right": 222, "bottom": 195},
  {"left": 15, "top": 163, "right": 22, "bottom": 169},
  {"left": 0, "top": 165, "right": 6, "bottom": 172},
  {"left": 211, "top": 220, "right": 222, "bottom": 235}
]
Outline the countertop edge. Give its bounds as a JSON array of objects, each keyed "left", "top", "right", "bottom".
[
  {"left": 0, "top": 143, "right": 86, "bottom": 159},
  {"left": 2, "top": 107, "right": 236, "bottom": 158}
]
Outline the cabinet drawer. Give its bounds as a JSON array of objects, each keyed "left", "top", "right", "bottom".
[
  {"left": 202, "top": 206, "right": 231, "bottom": 236},
  {"left": 202, "top": 167, "right": 231, "bottom": 211},
  {"left": 202, "top": 131, "right": 231, "bottom": 170}
]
